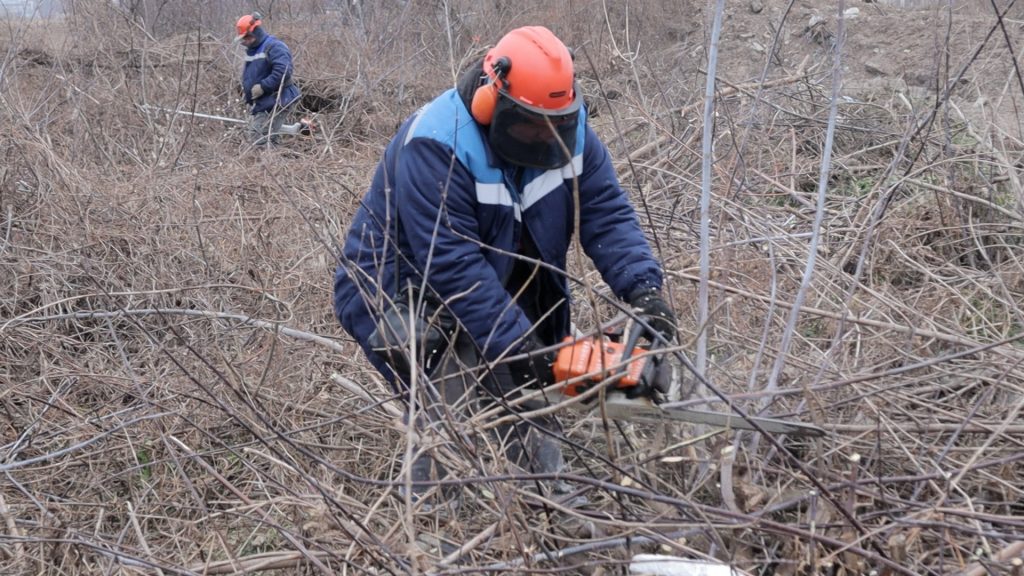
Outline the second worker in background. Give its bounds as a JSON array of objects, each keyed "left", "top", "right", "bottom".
[{"left": 236, "top": 13, "right": 304, "bottom": 145}]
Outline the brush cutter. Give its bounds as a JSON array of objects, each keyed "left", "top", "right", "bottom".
[
  {"left": 548, "top": 318, "right": 826, "bottom": 437},
  {"left": 140, "top": 104, "right": 316, "bottom": 136}
]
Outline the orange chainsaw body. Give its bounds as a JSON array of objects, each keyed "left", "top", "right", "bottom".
[{"left": 553, "top": 336, "right": 647, "bottom": 396}]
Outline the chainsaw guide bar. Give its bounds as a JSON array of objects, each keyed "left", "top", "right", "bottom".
[
  {"left": 548, "top": 319, "right": 826, "bottom": 438},
  {"left": 589, "top": 395, "right": 826, "bottom": 437}
]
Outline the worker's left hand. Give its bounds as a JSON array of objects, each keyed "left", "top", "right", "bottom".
[
  {"left": 250, "top": 84, "right": 264, "bottom": 99},
  {"left": 507, "top": 334, "right": 557, "bottom": 388},
  {"left": 629, "top": 289, "right": 676, "bottom": 342}
]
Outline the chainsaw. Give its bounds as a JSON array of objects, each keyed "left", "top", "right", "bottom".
[{"left": 548, "top": 320, "right": 826, "bottom": 437}]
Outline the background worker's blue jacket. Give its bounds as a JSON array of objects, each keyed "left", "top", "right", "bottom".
[
  {"left": 241, "top": 27, "right": 300, "bottom": 115},
  {"left": 333, "top": 87, "right": 663, "bottom": 378}
]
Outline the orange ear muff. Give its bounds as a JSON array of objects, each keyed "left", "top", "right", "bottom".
[
  {"left": 471, "top": 56, "right": 511, "bottom": 125},
  {"left": 470, "top": 82, "right": 499, "bottom": 125},
  {"left": 247, "top": 12, "right": 262, "bottom": 34}
]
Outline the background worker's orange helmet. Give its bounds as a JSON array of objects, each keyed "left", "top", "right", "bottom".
[
  {"left": 471, "top": 26, "right": 582, "bottom": 169},
  {"left": 235, "top": 13, "right": 262, "bottom": 41}
]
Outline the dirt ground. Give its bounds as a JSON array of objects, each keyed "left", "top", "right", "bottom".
[{"left": 643, "top": 0, "right": 1024, "bottom": 124}]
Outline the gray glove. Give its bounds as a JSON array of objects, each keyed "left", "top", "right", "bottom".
[{"left": 250, "top": 84, "right": 264, "bottom": 99}]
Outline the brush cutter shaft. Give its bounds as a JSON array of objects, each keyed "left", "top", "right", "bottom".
[{"left": 141, "top": 105, "right": 248, "bottom": 124}]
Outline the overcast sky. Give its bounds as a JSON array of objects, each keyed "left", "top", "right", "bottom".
[{"left": 1, "top": 0, "right": 62, "bottom": 18}]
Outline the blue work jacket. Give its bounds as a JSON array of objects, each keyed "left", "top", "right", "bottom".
[
  {"left": 241, "top": 28, "right": 300, "bottom": 114},
  {"left": 333, "top": 88, "right": 663, "bottom": 376}
]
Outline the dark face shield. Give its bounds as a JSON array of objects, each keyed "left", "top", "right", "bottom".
[{"left": 488, "top": 86, "right": 582, "bottom": 170}]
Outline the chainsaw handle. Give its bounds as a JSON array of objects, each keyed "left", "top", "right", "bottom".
[
  {"left": 621, "top": 319, "right": 645, "bottom": 360},
  {"left": 623, "top": 314, "right": 675, "bottom": 363},
  {"left": 621, "top": 318, "right": 676, "bottom": 399}
]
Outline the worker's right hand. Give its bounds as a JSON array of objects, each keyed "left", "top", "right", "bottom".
[
  {"left": 506, "top": 334, "right": 556, "bottom": 389},
  {"left": 629, "top": 288, "right": 676, "bottom": 343},
  {"left": 250, "top": 84, "right": 264, "bottom": 99}
]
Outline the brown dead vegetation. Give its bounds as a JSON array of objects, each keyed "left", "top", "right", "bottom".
[{"left": 1, "top": 1, "right": 1022, "bottom": 575}]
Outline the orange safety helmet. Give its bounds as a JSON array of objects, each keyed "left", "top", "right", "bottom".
[
  {"left": 235, "top": 13, "right": 262, "bottom": 41},
  {"left": 471, "top": 26, "right": 582, "bottom": 169},
  {"left": 470, "top": 26, "right": 578, "bottom": 124}
]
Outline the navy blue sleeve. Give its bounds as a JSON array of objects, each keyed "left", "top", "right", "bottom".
[
  {"left": 260, "top": 39, "right": 293, "bottom": 91},
  {"left": 577, "top": 126, "right": 663, "bottom": 299},
  {"left": 396, "top": 138, "right": 533, "bottom": 360}
]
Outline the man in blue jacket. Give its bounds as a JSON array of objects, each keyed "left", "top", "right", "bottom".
[
  {"left": 333, "top": 26, "right": 675, "bottom": 508},
  {"left": 236, "top": 13, "right": 302, "bottom": 145}
]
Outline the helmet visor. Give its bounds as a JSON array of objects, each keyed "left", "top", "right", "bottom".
[{"left": 488, "top": 85, "right": 581, "bottom": 170}]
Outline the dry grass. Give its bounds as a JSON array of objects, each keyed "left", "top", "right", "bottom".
[{"left": 1, "top": 1, "right": 1022, "bottom": 575}]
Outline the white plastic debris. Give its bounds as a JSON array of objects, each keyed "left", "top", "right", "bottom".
[{"left": 629, "top": 554, "right": 745, "bottom": 576}]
